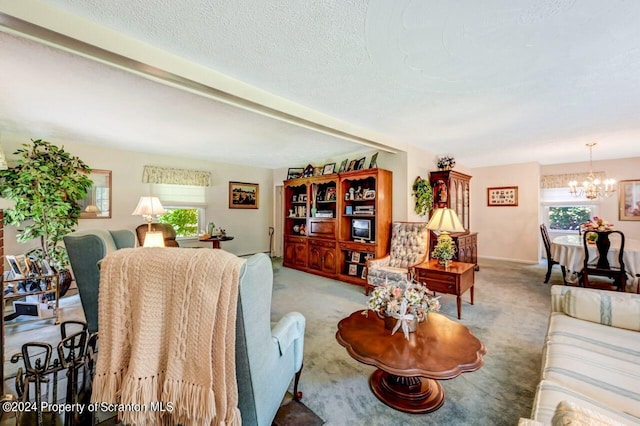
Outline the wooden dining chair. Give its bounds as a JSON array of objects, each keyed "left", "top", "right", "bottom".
[
  {"left": 579, "top": 230, "right": 626, "bottom": 292},
  {"left": 540, "top": 224, "right": 566, "bottom": 284}
]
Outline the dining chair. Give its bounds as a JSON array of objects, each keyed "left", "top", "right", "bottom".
[
  {"left": 579, "top": 230, "right": 626, "bottom": 292},
  {"left": 540, "top": 224, "right": 566, "bottom": 284}
]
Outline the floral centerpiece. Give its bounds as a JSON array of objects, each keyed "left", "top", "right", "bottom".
[
  {"left": 366, "top": 279, "right": 440, "bottom": 339},
  {"left": 582, "top": 216, "right": 614, "bottom": 232},
  {"left": 431, "top": 237, "right": 456, "bottom": 266},
  {"left": 436, "top": 155, "right": 456, "bottom": 170}
]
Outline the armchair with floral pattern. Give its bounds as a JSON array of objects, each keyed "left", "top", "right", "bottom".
[{"left": 365, "top": 222, "right": 430, "bottom": 295}]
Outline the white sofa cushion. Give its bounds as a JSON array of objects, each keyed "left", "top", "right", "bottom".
[
  {"left": 562, "top": 288, "right": 640, "bottom": 331},
  {"left": 552, "top": 400, "right": 629, "bottom": 426},
  {"left": 531, "top": 380, "right": 640, "bottom": 425}
]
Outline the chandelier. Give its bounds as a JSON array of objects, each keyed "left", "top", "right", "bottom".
[{"left": 568, "top": 143, "right": 615, "bottom": 200}]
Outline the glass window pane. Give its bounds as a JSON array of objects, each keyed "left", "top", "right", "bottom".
[
  {"left": 158, "top": 207, "right": 200, "bottom": 237},
  {"left": 548, "top": 206, "right": 593, "bottom": 231}
]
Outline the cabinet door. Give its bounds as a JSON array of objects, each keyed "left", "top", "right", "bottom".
[
  {"left": 308, "top": 245, "right": 322, "bottom": 270},
  {"left": 284, "top": 241, "right": 296, "bottom": 265},
  {"left": 321, "top": 248, "right": 337, "bottom": 274},
  {"left": 294, "top": 243, "right": 307, "bottom": 267}
]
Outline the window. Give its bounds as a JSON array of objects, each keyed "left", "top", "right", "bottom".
[
  {"left": 541, "top": 188, "right": 598, "bottom": 233},
  {"left": 152, "top": 183, "right": 207, "bottom": 239}
]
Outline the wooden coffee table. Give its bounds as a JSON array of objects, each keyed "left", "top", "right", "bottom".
[{"left": 336, "top": 310, "right": 485, "bottom": 413}]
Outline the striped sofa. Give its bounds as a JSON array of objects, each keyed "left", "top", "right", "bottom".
[{"left": 520, "top": 285, "right": 640, "bottom": 425}]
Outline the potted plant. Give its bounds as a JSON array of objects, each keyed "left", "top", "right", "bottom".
[
  {"left": 436, "top": 155, "right": 456, "bottom": 170},
  {"left": 412, "top": 177, "right": 434, "bottom": 217},
  {"left": 431, "top": 237, "right": 456, "bottom": 266},
  {"left": 0, "top": 139, "right": 92, "bottom": 296}
]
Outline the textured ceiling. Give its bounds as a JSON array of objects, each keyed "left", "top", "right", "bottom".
[{"left": 2, "top": 0, "right": 640, "bottom": 168}]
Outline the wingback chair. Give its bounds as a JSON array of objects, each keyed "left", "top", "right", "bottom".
[
  {"left": 135, "top": 223, "right": 179, "bottom": 247},
  {"left": 365, "top": 222, "right": 430, "bottom": 295},
  {"left": 63, "top": 229, "right": 136, "bottom": 334}
]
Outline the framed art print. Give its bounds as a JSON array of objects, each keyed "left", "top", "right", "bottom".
[
  {"left": 487, "top": 186, "right": 518, "bottom": 206},
  {"left": 229, "top": 182, "right": 259, "bottom": 209}
]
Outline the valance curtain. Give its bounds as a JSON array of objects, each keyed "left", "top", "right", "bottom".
[
  {"left": 142, "top": 166, "right": 211, "bottom": 187},
  {"left": 540, "top": 172, "right": 607, "bottom": 189}
]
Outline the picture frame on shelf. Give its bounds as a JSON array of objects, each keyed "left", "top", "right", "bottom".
[
  {"left": 363, "top": 189, "right": 376, "bottom": 200},
  {"left": 302, "top": 164, "right": 314, "bottom": 177},
  {"left": 325, "top": 187, "right": 336, "bottom": 201},
  {"left": 368, "top": 152, "right": 378, "bottom": 169},
  {"left": 348, "top": 264, "right": 358, "bottom": 276},
  {"left": 355, "top": 157, "right": 366, "bottom": 170},
  {"left": 292, "top": 195, "right": 298, "bottom": 202},
  {"left": 323, "top": 163, "right": 336, "bottom": 175},
  {"left": 487, "top": 186, "right": 518, "bottom": 207},
  {"left": 361, "top": 267, "right": 367, "bottom": 280},
  {"left": 313, "top": 166, "right": 323, "bottom": 176},
  {"left": 6, "top": 255, "right": 25, "bottom": 278},
  {"left": 229, "top": 181, "right": 259, "bottom": 209},
  {"left": 347, "top": 160, "right": 357, "bottom": 171},
  {"left": 345, "top": 205, "right": 353, "bottom": 215},
  {"left": 619, "top": 180, "right": 640, "bottom": 221},
  {"left": 351, "top": 251, "right": 361, "bottom": 263},
  {"left": 338, "top": 159, "right": 348, "bottom": 173},
  {"left": 287, "top": 168, "right": 304, "bottom": 180}
]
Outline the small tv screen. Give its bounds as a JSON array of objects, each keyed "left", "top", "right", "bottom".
[{"left": 352, "top": 219, "right": 372, "bottom": 241}]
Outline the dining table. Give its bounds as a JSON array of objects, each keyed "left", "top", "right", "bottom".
[{"left": 550, "top": 234, "right": 640, "bottom": 292}]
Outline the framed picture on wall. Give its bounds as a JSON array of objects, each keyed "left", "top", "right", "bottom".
[
  {"left": 487, "top": 186, "right": 518, "bottom": 207},
  {"left": 619, "top": 179, "right": 640, "bottom": 220},
  {"left": 229, "top": 182, "right": 259, "bottom": 209}
]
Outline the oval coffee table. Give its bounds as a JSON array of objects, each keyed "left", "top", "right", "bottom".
[{"left": 336, "top": 310, "right": 486, "bottom": 413}]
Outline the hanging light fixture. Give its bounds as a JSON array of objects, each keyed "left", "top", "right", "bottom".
[{"left": 568, "top": 143, "right": 615, "bottom": 200}]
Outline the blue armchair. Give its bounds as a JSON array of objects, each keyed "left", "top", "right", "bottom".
[
  {"left": 236, "top": 253, "right": 306, "bottom": 425},
  {"left": 63, "top": 229, "right": 136, "bottom": 334}
]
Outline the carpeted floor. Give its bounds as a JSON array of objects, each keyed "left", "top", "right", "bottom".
[
  {"left": 270, "top": 258, "right": 560, "bottom": 426},
  {"left": 3, "top": 257, "right": 563, "bottom": 425}
]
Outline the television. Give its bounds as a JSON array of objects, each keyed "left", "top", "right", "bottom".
[{"left": 352, "top": 219, "right": 373, "bottom": 241}]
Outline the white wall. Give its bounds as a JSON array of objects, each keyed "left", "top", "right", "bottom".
[
  {"left": 471, "top": 162, "right": 541, "bottom": 263},
  {"left": 1, "top": 132, "right": 274, "bottom": 257}
]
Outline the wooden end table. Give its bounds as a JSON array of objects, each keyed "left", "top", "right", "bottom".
[
  {"left": 412, "top": 260, "right": 475, "bottom": 319},
  {"left": 336, "top": 310, "right": 485, "bottom": 413},
  {"left": 200, "top": 235, "right": 234, "bottom": 249}
]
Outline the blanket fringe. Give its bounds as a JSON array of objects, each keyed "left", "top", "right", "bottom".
[
  {"left": 91, "top": 370, "right": 124, "bottom": 404},
  {"left": 163, "top": 378, "right": 216, "bottom": 426}
]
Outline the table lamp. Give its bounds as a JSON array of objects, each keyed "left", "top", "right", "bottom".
[
  {"left": 426, "top": 208, "right": 466, "bottom": 243},
  {"left": 132, "top": 196, "right": 166, "bottom": 247}
]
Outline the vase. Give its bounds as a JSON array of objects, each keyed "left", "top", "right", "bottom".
[
  {"left": 383, "top": 315, "right": 419, "bottom": 333},
  {"left": 311, "top": 205, "right": 317, "bottom": 218}
]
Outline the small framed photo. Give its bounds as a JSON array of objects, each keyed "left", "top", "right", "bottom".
[
  {"left": 487, "top": 186, "right": 518, "bottom": 207},
  {"left": 355, "top": 157, "right": 366, "bottom": 170},
  {"left": 351, "top": 251, "right": 361, "bottom": 263},
  {"left": 302, "top": 164, "right": 314, "bottom": 177},
  {"left": 325, "top": 187, "right": 336, "bottom": 201},
  {"left": 40, "top": 259, "right": 55, "bottom": 275},
  {"left": 322, "top": 163, "right": 336, "bottom": 175},
  {"left": 361, "top": 267, "right": 367, "bottom": 279},
  {"left": 338, "top": 159, "right": 348, "bottom": 173},
  {"left": 348, "top": 264, "right": 358, "bottom": 276},
  {"left": 292, "top": 195, "right": 298, "bottom": 202},
  {"left": 363, "top": 189, "right": 376, "bottom": 200},
  {"left": 347, "top": 160, "right": 357, "bottom": 171},
  {"left": 6, "top": 255, "right": 25, "bottom": 278},
  {"left": 287, "top": 168, "right": 304, "bottom": 180},
  {"left": 26, "top": 258, "right": 41, "bottom": 276},
  {"left": 619, "top": 180, "right": 640, "bottom": 221},
  {"left": 345, "top": 205, "right": 353, "bottom": 215},
  {"left": 229, "top": 182, "right": 259, "bottom": 209},
  {"left": 368, "top": 152, "right": 378, "bottom": 169}
]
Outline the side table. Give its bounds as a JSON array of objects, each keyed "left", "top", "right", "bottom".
[
  {"left": 200, "top": 235, "right": 234, "bottom": 249},
  {"left": 412, "top": 260, "right": 475, "bottom": 319}
]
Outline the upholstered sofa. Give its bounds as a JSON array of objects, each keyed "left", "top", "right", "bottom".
[{"left": 520, "top": 285, "right": 640, "bottom": 425}]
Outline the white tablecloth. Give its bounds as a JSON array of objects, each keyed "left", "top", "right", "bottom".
[{"left": 551, "top": 235, "right": 640, "bottom": 292}]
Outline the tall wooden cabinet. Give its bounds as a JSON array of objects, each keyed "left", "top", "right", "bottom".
[
  {"left": 283, "top": 168, "right": 392, "bottom": 288},
  {"left": 429, "top": 170, "right": 478, "bottom": 269}
]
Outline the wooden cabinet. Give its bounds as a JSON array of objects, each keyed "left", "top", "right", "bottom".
[
  {"left": 283, "top": 168, "right": 392, "bottom": 287},
  {"left": 429, "top": 170, "right": 478, "bottom": 270}
]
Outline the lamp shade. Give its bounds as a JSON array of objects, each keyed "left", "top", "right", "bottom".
[
  {"left": 132, "top": 196, "right": 166, "bottom": 216},
  {"left": 426, "top": 208, "right": 466, "bottom": 233},
  {"left": 143, "top": 231, "right": 165, "bottom": 247}
]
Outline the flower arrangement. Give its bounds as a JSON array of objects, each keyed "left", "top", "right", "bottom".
[
  {"left": 436, "top": 155, "right": 456, "bottom": 170},
  {"left": 431, "top": 236, "right": 456, "bottom": 265},
  {"left": 366, "top": 279, "right": 440, "bottom": 339},
  {"left": 582, "top": 216, "right": 614, "bottom": 232}
]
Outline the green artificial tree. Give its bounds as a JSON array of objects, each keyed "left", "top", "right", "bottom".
[{"left": 0, "top": 139, "right": 92, "bottom": 273}]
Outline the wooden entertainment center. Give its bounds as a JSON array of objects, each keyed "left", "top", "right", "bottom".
[{"left": 283, "top": 168, "right": 392, "bottom": 287}]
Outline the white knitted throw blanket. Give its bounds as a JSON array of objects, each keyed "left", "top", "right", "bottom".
[{"left": 91, "top": 248, "right": 246, "bottom": 426}]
